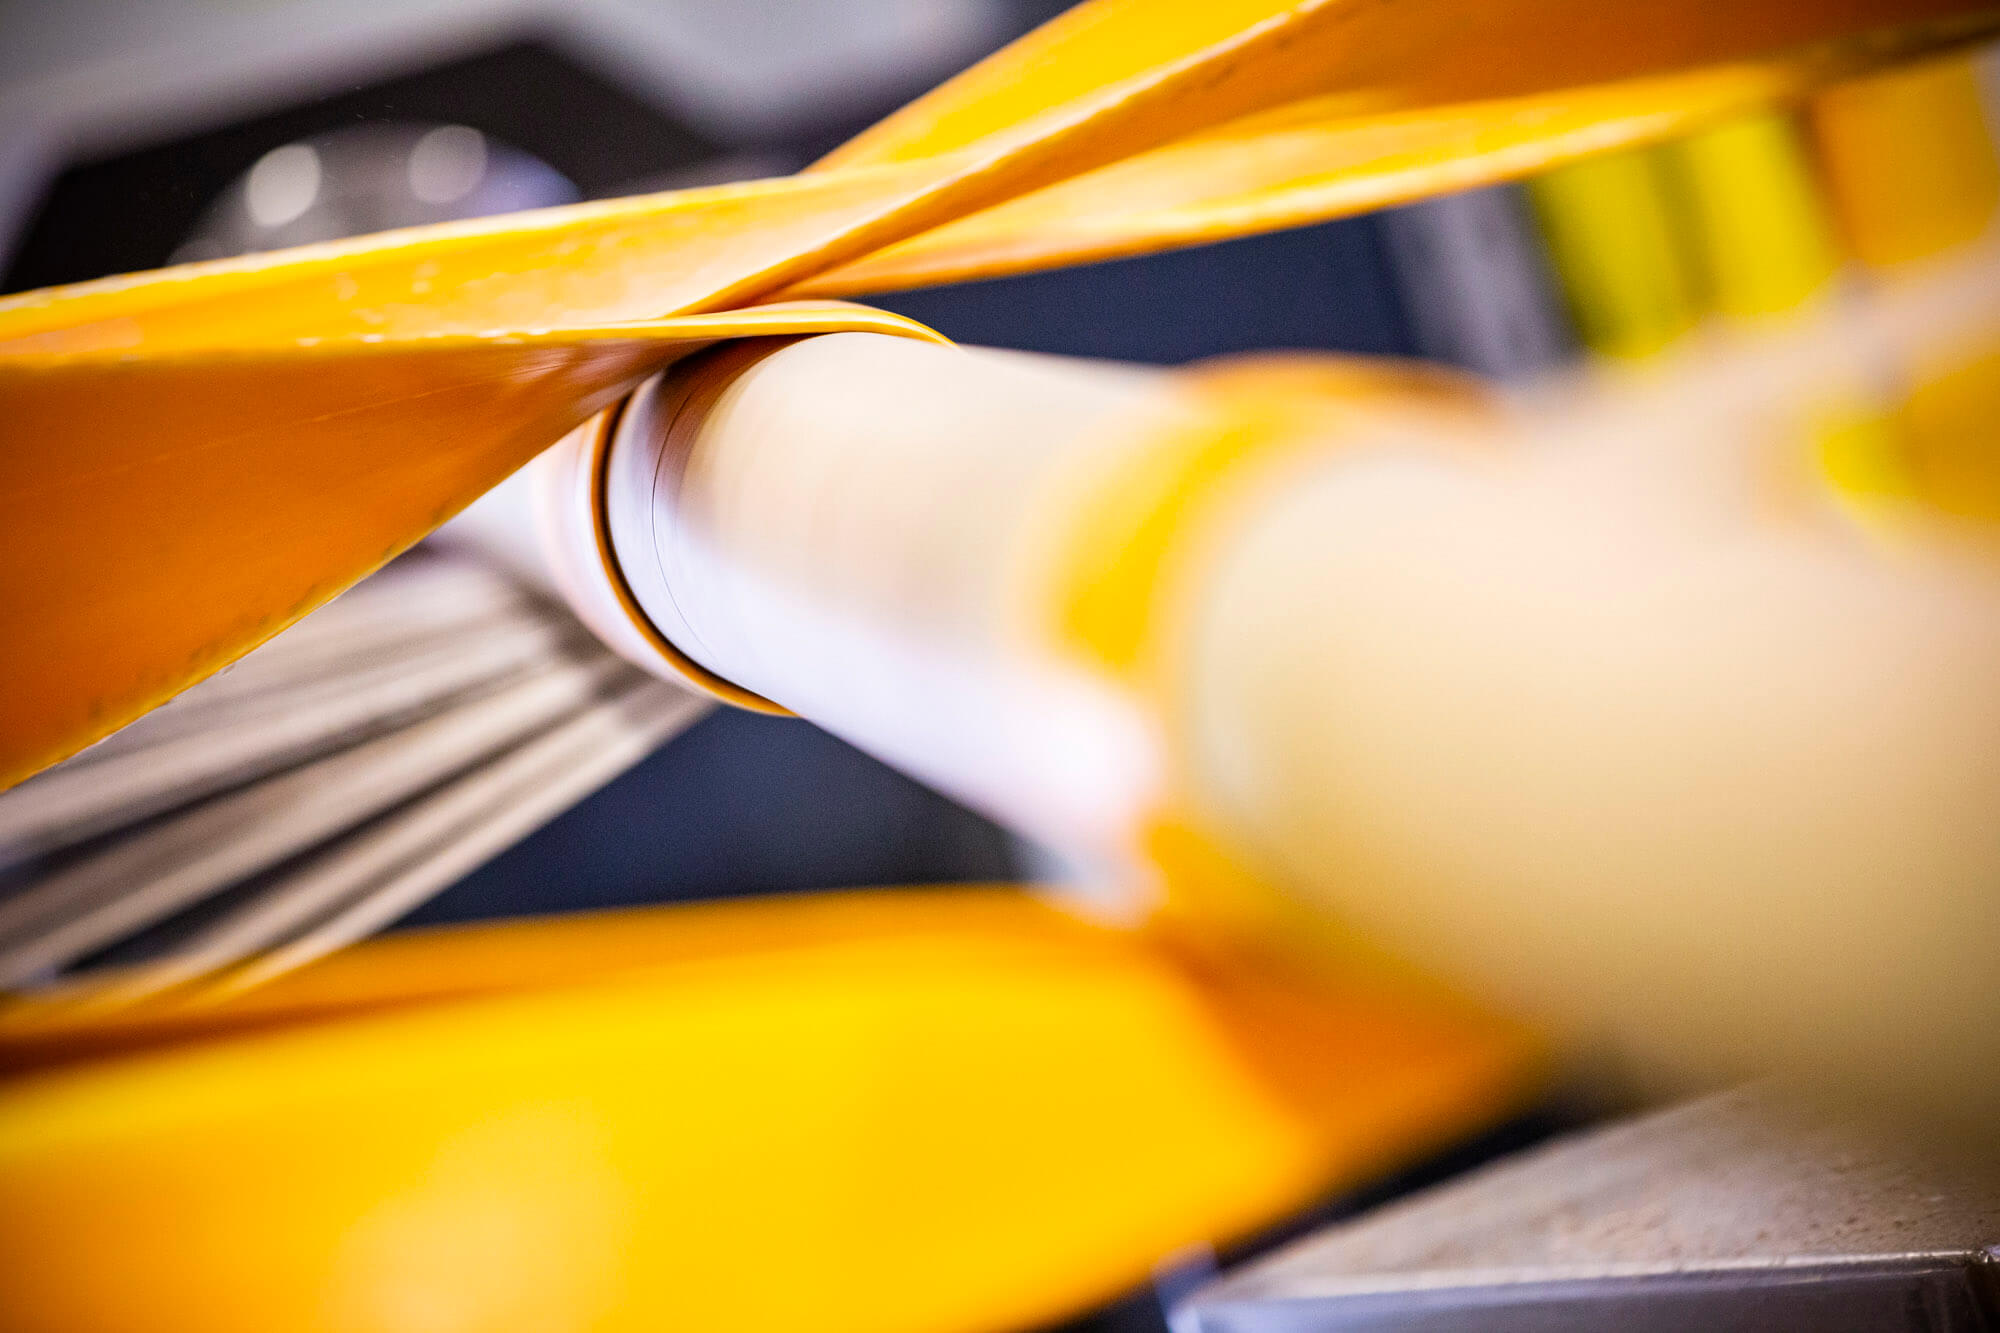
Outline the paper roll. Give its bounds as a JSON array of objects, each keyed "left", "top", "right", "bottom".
[{"left": 574, "top": 296, "right": 2000, "bottom": 1122}]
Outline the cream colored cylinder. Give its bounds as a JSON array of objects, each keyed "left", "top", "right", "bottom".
[
  {"left": 600, "top": 327, "right": 2000, "bottom": 1122},
  {"left": 1179, "top": 419, "right": 2000, "bottom": 1121},
  {"left": 605, "top": 334, "right": 1174, "bottom": 864}
]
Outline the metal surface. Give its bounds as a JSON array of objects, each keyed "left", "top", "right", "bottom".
[{"left": 1178, "top": 1090, "right": 2000, "bottom": 1332}]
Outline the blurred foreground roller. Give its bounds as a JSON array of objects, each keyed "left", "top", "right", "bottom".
[
  {"left": 535, "top": 253, "right": 2000, "bottom": 1125},
  {"left": 0, "top": 890, "right": 1536, "bottom": 1333}
]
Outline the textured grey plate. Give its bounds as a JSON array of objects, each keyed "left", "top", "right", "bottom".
[{"left": 1178, "top": 1090, "right": 1999, "bottom": 1333}]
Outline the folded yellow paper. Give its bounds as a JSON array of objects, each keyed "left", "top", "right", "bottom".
[
  {"left": 0, "top": 890, "right": 1536, "bottom": 1333},
  {"left": 2, "top": 0, "right": 1993, "bottom": 787}
]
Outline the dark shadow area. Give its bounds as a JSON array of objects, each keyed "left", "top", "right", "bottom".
[
  {"left": 1042, "top": 1110, "right": 1583, "bottom": 1333},
  {"left": 2, "top": 41, "right": 723, "bottom": 294},
  {"left": 404, "top": 708, "right": 1019, "bottom": 927},
  {"left": 875, "top": 216, "right": 1416, "bottom": 365}
]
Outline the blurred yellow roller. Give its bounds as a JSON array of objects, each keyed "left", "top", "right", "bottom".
[{"left": 0, "top": 889, "right": 1537, "bottom": 1333}]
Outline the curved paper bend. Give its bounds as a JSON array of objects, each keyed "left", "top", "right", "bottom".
[
  {"left": 0, "top": 304, "right": 938, "bottom": 786},
  {"left": 0, "top": 0, "right": 1993, "bottom": 784}
]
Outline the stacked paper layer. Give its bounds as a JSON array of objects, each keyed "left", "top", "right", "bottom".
[{"left": 0, "top": 550, "right": 703, "bottom": 998}]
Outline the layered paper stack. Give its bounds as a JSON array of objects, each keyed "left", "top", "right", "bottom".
[{"left": 0, "top": 548, "right": 703, "bottom": 996}]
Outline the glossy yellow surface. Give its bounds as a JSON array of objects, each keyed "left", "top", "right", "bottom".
[
  {"left": 0, "top": 890, "right": 1537, "bottom": 1333},
  {"left": 1813, "top": 56, "right": 2000, "bottom": 518},
  {"left": 0, "top": 885, "right": 1091, "bottom": 1066},
  {"left": 1814, "top": 55, "right": 2000, "bottom": 270},
  {"left": 1527, "top": 149, "right": 1700, "bottom": 360},
  {"left": 1664, "top": 113, "right": 1840, "bottom": 320},
  {"left": 0, "top": 302, "right": 939, "bottom": 787},
  {"left": 805, "top": 25, "right": 1992, "bottom": 297},
  {"left": 1906, "top": 348, "right": 2000, "bottom": 521},
  {"left": 1657, "top": 111, "right": 1919, "bottom": 502},
  {"left": 823, "top": 0, "right": 1999, "bottom": 173},
  {"left": 2, "top": 0, "right": 1995, "bottom": 785}
]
